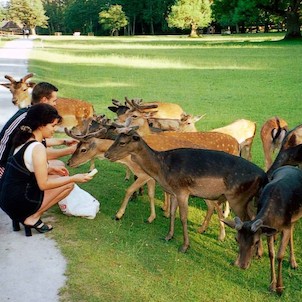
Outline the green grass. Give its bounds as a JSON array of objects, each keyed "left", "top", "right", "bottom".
[{"left": 27, "top": 33, "right": 302, "bottom": 301}]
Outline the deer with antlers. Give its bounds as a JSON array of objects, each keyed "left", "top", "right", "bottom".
[
  {"left": 66, "top": 116, "right": 240, "bottom": 241},
  {"left": 1, "top": 73, "right": 95, "bottom": 131},
  {"left": 109, "top": 97, "right": 190, "bottom": 131}
]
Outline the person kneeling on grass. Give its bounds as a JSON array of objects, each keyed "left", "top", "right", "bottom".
[{"left": 0, "top": 103, "right": 93, "bottom": 236}]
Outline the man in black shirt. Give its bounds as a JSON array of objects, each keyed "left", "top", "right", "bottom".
[{"left": 0, "top": 82, "right": 77, "bottom": 179}]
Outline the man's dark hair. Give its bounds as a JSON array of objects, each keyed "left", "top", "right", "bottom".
[{"left": 31, "top": 82, "right": 58, "bottom": 105}]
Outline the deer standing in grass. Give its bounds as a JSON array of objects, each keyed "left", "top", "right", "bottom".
[{"left": 105, "top": 129, "right": 268, "bottom": 253}]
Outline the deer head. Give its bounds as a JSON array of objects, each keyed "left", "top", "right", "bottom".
[{"left": 1, "top": 73, "right": 36, "bottom": 108}]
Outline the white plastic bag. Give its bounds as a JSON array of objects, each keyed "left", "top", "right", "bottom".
[{"left": 58, "top": 184, "right": 100, "bottom": 219}]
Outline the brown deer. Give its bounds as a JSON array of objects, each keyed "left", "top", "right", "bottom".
[
  {"left": 118, "top": 101, "right": 255, "bottom": 161},
  {"left": 1, "top": 73, "right": 95, "bottom": 131},
  {"left": 109, "top": 97, "right": 187, "bottom": 130},
  {"left": 66, "top": 118, "right": 240, "bottom": 241},
  {"left": 104, "top": 129, "right": 268, "bottom": 253},
  {"left": 224, "top": 166, "right": 302, "bottom": 294},
  {"left": 260, "top": 117, "right": 288, "bottom": 171}
]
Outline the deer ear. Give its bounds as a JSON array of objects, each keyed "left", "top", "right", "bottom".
[
  {"left": 28, "top": 82, "right": 36, "bottom": 88},
  {"left": 132, "top": 134, "right": 141, "bottom": 141},
  {"left": 260, "top": 226, "right": 278, "bottom": 236},
  {"left": 221, "top": 219, "right": 236, "bottom": 229},
  {"left": 108, "top": 106, "right": 118, "bottom": 113}
]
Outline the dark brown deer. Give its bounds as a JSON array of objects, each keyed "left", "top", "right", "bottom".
[
  {"left": 104, "top": 129, "right": 267, "bottom": 253},
  {"left": 223, "top": 166, "right": 302, "bottom": 294}
]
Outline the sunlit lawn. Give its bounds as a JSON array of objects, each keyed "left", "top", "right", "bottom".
[{"left": 26, "top": 33, "right": 302, "bottom": 301}]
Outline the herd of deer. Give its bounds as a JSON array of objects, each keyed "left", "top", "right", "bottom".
[{"left": 1, "top": 73, "right": 302, "bottom": 294}]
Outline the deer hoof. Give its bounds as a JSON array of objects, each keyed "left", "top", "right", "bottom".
[{"left": 178, "top": 245, "right": 189, "bottom": 253}]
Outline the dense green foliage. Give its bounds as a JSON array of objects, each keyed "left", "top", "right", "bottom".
[
  {"left": 99, "top": 5, "right": 128, "bottom": 36},
  {"left": 1, "top": 0, "right": 301, "bottom": 38},
  {"left": 25, "top": 34, "right": 302, "bottom": 301},
  {"left": 7, "top": 0, "right": 48, "bottom": 35},
  {"left": 167, "top": 0, "right": 212, "bottom": 37}
]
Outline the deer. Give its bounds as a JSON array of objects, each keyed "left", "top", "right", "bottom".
[
  {"left": 120, "top": 102, "right": 255, "bottom": 161},
  {"left": 116, "top": 114, "right": 241, "bottom": 237},
  {"left": 1, "top": 73, "right": 95, "bottom": 131},
  {"left": 104, "top": 129, "right": 268, "bottom": 253},
  {"left": 109, "top": 97, "right": 187, "bottom": 130},
  {"left": 260, "top": 117, "right": 288, "bottom": 171},
  {"left": 223, "top": 166, "right": 302, "bottom": 294},
  {"left": 210, "top": 119, "right": 256, "bottom": 161},
  {"left": 66, "top": 118, "right": 240, "bottom": 241},
  {"left": 267, "top": 123, "right": 302, "bottom": 180}
]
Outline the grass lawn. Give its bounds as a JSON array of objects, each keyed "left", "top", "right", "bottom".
[{"left": 26, "top": 33, "right": 302, "bottom": 301}]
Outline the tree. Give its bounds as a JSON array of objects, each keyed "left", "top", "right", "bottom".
[
  {"left": 167, "top": 0, "right": 212, "bottom": 37},
  {"left": 99, "top": 5, "right": 128, "bottom": 36},
  {"left": 213, "top": 0, "right": 301, "bottom": 39},
  {"left": 64, "top": 0, "right": 105, "bottom": 34},
  {"left": 255, "top": 0, "right": 301, "bottom": 39},
  {"left": 42, "top": 0, "right": 67, "bottom": 34},
  {"left": 0, "top": 4, "right": 6, "bottom": 21},
  {"left": 7, "top": 0, "right": 48, "bottom": 35}
]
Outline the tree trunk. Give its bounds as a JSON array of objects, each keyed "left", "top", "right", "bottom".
[
  {"left": 132, "top": 16, "right": 136, "bottom": 36},
  {"left": 189, "top": 23, "right": 198, "bottom": 37},
  {"left": 150, "top": 19, "right": 154, "bottom": 35},
  {"left": 30, "top": 27, "right": 36, "bottom": 36},
  {"left": 284, "top": 10, "right": 301, "bottom": 39}
]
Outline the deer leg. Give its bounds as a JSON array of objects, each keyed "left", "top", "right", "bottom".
[
  {"left": 89, "top": 159, "right": 95, "bottom": 171},
  {"left": 268, "top": 236, "right": 276, "bottom": 292},
  {"left": 114, "top": 175, "right": 151, "bottom": 221},
  {"left": 223, "top": 201, "right": 230, "bottom": 218},
  {"left": 197, "top": 199, "right": 215, "bottom": 234},
  {"left": 276, "top": 229, "right": 291, "bottom": 295},
  {"left": 289, "top": 224, "right": 298, "bottom": 269},
  {"left": 165, "top": 195, "right": 178, "bottom": 242},
  {"left": 198, "top": 198, "right": 227, "bottom": 241},
  {"left": 178, "top": 193, "right": 190, "bottom": 253},
  {"left": 124, "top": 167, "right": 132, "bottom": 181},
  {"left": 162, "top": 192, "right": 171, "bottom": 218},
  {"left": 145, "top": 178, "right": 156, "bottom": 223}
]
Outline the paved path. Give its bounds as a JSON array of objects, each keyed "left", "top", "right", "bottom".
[{"left": 0, "top": 38, "right": 67, "bottom": 302}]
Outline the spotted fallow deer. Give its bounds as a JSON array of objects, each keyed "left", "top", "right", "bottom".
[
  {"left": 104, "top": 129, "right": 268, "bottom": 253},
  {"left": 1, "top": 73, "right": 95, "bottom": 131},
  {"left": 260, "top": 117, "right": 288, "bottom": 171},
  {"left": 210, "top": 119, "right": 256, "bottom": 161}
]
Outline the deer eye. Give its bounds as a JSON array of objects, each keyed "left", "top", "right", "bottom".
[
  {"left": 80, "top": 148, "right": 87, "bottom": 153},
  {"left": 119, "top": 142, "right": 126, "bottom": 146}
]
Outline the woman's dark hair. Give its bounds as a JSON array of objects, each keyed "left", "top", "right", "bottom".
[
  {"left": 31, "top": 82, "right": 58, "bottom": 105},
  {"left": 13, "top": 103, "right": 62, "bottom": 148}
]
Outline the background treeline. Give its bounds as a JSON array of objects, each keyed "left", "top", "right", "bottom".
[{"left": 1, "top": 0, "right": 301, "bottom": 39}]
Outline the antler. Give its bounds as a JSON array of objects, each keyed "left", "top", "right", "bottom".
[
  {"left": 65, "top": 126, "right": 107, "bottom": 140},
  {"left": 4, "top": 75, "right": 16, "bottom": 83},
  {"left": 112, "top": 99, "right": 122, "bottom": 107},
  {"left": 22, "top": 73, "right": 34, "bottom": 82},
  {"left": 125, "top": 97, "right": 158, "bottom": 112}
]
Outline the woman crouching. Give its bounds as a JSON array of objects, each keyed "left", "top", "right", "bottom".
[{"left": 0, "top": 103, "right": 93, "bottom": 236}]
